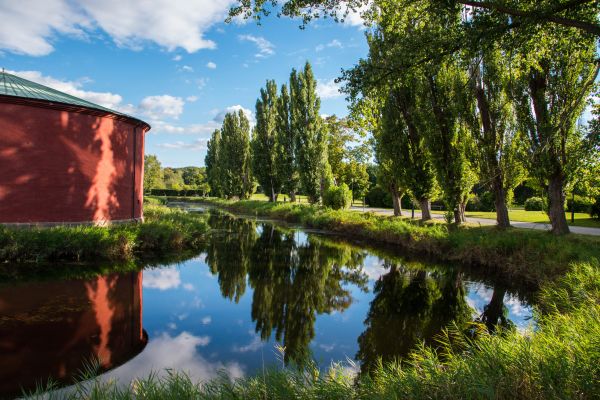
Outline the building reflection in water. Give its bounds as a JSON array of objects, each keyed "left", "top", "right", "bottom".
[{"left": 0, "top": 271, "right": 147, "bottom": 398}]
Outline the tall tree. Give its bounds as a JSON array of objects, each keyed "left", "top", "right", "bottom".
[
  {"left": 510, "top": 25, "right": 598, "bottom": 234},
  {"left": 424, "top": 61, "right": 478, "bottom": 223},
  {"left": 220, "top": 110, "right": 254, "bottom": 199},
  {"left": 205, "top": 129, "right": 223, "bottom": 197},
  {"left": 466, "top": 45, "right": 526, "bottom": 228},
  {"left": 275, "top": 84, "right": 300, "bottom": 201},
  {"left": 252, "top": 80, "right": 282, "bottom": 202},
  {"left": 290, "top": 62, "right": 331, "bottom": 203},
  {"left": 143, "top": 154, "right": 163, "bottom": 190}
]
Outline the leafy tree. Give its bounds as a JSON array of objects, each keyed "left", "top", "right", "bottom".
[
  {"left": 290, "top": 62, "right": 331, "bottom": 203},
  {"left": 143, "top": 154, "right": 163, "bottom": 190},
  {"left": 275, "top": 84, "right": 300, "bottom": 201},
  {"left": 252, "top": 80, "right": 282, "bottom": 202},
  {"left": 205, "top": 129, "right": 223, "bottom": 197},
  {"left": 220, "top": 110, "right": 254, "bottom": 199},
  {"left": 162, "top": 168, "right": 185, "bottom": 190},
  {"left": 229, "top": 0, "right": 600, "bottom": 43},
  {"left": 510, "top": 24, "right": 598, "bottom": 234},
  {"left": 466, "top": 45, "right": 526, "bottom": 228}
]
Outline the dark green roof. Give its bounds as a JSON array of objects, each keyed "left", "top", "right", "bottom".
[{"left": 0, "top": 70, "right": 148, "bottom": 127}]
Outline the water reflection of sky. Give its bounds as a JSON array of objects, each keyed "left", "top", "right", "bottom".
[{"left": 106, "top": 246, "right": 532, "bottom": 385}]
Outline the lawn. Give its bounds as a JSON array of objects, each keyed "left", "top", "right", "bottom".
[{"left": 430, "top": 210, "right": 600, "bottom": 229}]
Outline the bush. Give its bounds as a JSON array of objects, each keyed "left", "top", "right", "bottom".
[
  {"left": 566, "top": 195, "right": 594, "bottom": 213},
  {"left": 323, "top": 184, "right": 352, "bottom": 210},
  {"left": 365, "top": 186, "right": 393, "bottom": 208},
  {"left": 524, "top": 196, "right": 546, "bottom": 211},
  {"left": 147, "top": 188, "right": 207, "bottom": 197},
  {"left": 467, "top": 192, "right": 496, "bottom": 212},
  {"left": 591, "top": 197, "right": 600, "bottom": 220}
]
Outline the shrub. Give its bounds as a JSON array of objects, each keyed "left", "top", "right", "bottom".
[
  {"left": 323, "top": 184, "right": 352, "bottom": 210},
  {"left": 365, "top": 186, "right": 393, "bottom": 208},
  {"left": 524, "top": 196, "right": 546, "bottom": 211},
  {"left": 467, "top": 192, "right": 496, "bottom": 212},
  {"left": 591, "top": 197, "right": 600, "bottom": 220},
  {"left": 566, "top": 195, "right": 594, "bottom": 213}
]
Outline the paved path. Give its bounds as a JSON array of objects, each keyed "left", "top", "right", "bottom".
[{"left": 349, "top": 206, "right": 600, "bottom": 236}]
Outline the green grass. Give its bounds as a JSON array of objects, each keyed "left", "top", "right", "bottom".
[
  {"left": 0, "top": 205, "right": 208, "bottom": 264},
  {"left": 196, "top": 199, "right": 600, "bottom": 287},
  {"left": 464, "top": 210, "right": 600, "bottom": 229},
  {"left": 26, "top": 261, "right": 600, "bottom": 400}
]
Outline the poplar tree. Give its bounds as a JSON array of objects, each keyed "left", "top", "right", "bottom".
[
  {"left": 290, "top": 62, "right": 330, "bottom": 203},
  {"left": 205, "top": 129, "right": 222, "bottom": 197},
  {"left": 220, "top": 110, "right": 254, "bottom": 199},
  {"left": 252, "top": 80, "right": 281, "bottom": 202},
  {"left": 275, "top": 83, "right": 299, "bottom": 201},
  {"left": 510, "top": 24, "right": 598, "bottom": 234}
]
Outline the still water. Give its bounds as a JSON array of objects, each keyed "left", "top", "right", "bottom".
[{"left": 0, "top": 211, "right": 533, "bottom": 397}]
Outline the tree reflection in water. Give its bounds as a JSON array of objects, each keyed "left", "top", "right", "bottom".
[
  {"left": 357, "top": 262, "right": 473, "bottom": 374},
  {"left": 203, "top": 213, "right": 369, "bottom": 366}
]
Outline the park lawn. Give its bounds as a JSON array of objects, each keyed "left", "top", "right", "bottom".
[{"left": 429, "top": 210, "right": 600, "bottom": 229}]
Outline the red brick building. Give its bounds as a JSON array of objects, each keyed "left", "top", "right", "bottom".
[{"left": 0, "top": 71, "right": 151, "bottom": 225}]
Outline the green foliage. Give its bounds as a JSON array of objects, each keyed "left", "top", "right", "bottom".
[
  {"left": 291, "top": 62, "right": 330, "bottom": 203},
  {"left": 566, "top": 195, "right": 595, "bottom": 214},
  {"left": 143, "top": 154, "right": 163, "bottom": 190},
  {"left": 252, "top": 80, "right": 282, "bottom": 201},
  {"left": 205, "top": 129, "right": 222, "bottom": 197},
  {"left": 525, "top": 196, "right": 546, "bottom": 211},
  {"left": 323, "top": 184, "right": 352, "bottom": 210},
  {"left": 220, "top": 110, "right": 254, "bottom": 199},
  {"left": 467, "top": 192, "right": 496, "bottom": 212},
  {"left": 591, "top": 197, "right": 600, "bottom": 220},
  {"left": 275, "top": 83, "right": 300, "bottom": 197},
  {"left": 0, "top": 206, "right": 208, "bottom": 264}
]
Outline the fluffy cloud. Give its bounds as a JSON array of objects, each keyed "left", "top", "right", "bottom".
[
  {"left": 143, "top": 268, "right": 181, "bottom": 290},
  {"left": 238, "top": 34, "right": 275, "bottom": 58},
  {"left": 316, "top": 78, "right": 343, "bottom": 99},
  {"left": 102, "top": 332, "right": 245, "bottom": 384},
  {"left": 8, "top": 70, "right": 123, "bottom": 109},
  {"left": 139, "top": 95, "right": 185, "bottom": 120},
  {"left": 157, "top": 138, "right": 210, "bottom": 151},
  {"left": 206, "top": 61, "right": 217, "bottom": 69},
  {"left": 212, "top": 104, "right": 254, "bottom": 125},
  {"left": 316, "top": 39, "right": 343, "bottom": 52},
  {"left": 0, "top": 0, "right": 235, "bottom": 56}
]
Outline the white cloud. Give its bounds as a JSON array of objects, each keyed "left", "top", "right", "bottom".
[
  {"left": 102, "top": 332, "right": 244, "bottom": 384},
  {"left": 213, "top": 104, "right": 254, "bottom": 125},
  {"left": 316, "top": 78, "right": 343, "bottom": 99},
  {"left": 201, "top": 316, "right": 212, "bottom": 325},
  {"left": 143, "top": 268, "right": 181, "bottom": 290},
  {"left": 186, "top": 95, "right": 199, "bottom": 102},
  {"left": 0, "top": 0, "right": 236, "bottom": 56},
  {"left": 238, "top": 34, "right": 275, "bottom": 58},
  {"left": 232, "top": 331, "right": 264, "bottom": 353},
  {"left": 172, "top": 54, "right": 183, "bottom": 61},
  {"left": 340, "top": 3, "right": 370, "bottom": 27},
  {"left": 316, "top": 39, "right": 343, "bottom": 52},
  {"left": 183, "top": 283, "right": 195, "bottom": 291},
  {"left": 181, "top": 65, "right": 194, "bottom": 72},
  {"left": 8, "top": 70, "right": 123, "bottom": 109},
  {"left": 206, "top": 61, "right": 217, "bottom": 69},
  {"left": 139, "top": 95, "right": 185, "bottom": 120},
  {"left": 157, "top": 139, "right": 210, "bottom": 151}
]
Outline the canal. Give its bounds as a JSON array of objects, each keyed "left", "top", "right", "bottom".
[{"left": 0, "top": 209, "right": 534, "bottom": 398}]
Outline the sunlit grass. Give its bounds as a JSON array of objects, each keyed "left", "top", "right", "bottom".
[{"left": 0, "top": 205, "right": 208, "bottom": 264}]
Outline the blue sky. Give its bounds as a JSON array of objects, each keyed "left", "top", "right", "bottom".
[{"left": 0, "top": 1, "right": 369, "bottom": 167}]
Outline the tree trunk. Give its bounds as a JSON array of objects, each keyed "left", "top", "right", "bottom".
[
  {"left": 493, "top": 177, "right": 511, "bottom": 228},
  {"left": 454, "top": 202, "right": 466, "bottom": 224},
  {"left": 391, "top": 185, "right": 402, "bottom": 217},
  {"left": 419, "top": 198, "right": 432, "bottom": 221},
  {"left": 548, "top": 174, "right": 570, "bottom": 235},
  {"left": 289, "top": 191, "right": 296, "bottom": 203},
  {"left": 481, "top": 287, "right": 507, "bottom": 333}
]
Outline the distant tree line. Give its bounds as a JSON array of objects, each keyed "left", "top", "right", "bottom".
[
  {"left": 143, "top": 155, "right": 210, "bottom": 195},
  {"left": 205, "top": 61, "right": 370, "bottom": 207}
]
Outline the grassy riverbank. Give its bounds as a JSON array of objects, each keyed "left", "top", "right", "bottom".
[
  {"left": 0, "top": 205, "right": 208, "bottom": 264},
  {"left": 192, "top": 199, "right": 600, "bottom": 287},
  {"left": 28, "top": 261, "right": 599, "bottom": 399}
]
